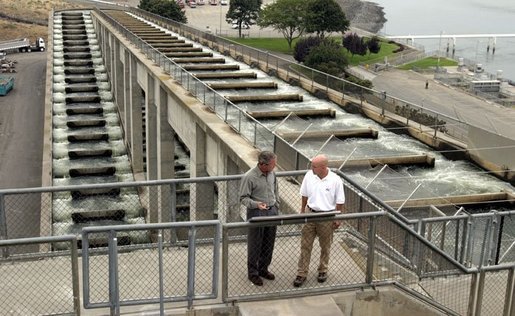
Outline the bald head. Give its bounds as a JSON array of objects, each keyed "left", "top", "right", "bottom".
[
  {"left": 311, "top": 155, "right": 329, "bottom": 178},
  {"left": 312, "top": 155, "right": 328, "bottom": 166}
]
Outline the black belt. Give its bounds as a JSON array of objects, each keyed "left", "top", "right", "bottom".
[{"left": 308, "top": 206, "right": 332, "bottom": 213}]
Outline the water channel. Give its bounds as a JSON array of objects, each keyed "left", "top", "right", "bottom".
[
  {"left": 47, "top": 7, "right": 515, "bottom": 246},
  {"left": 118, "top": 11, "right": 515, "bottom": 218},
  {"left": 51, "top": 11, "right": 147, "bottom": 241}
]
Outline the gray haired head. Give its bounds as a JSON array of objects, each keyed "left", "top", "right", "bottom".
[{"left": 258, "top": 151, "right": 276, "bottom": 165}]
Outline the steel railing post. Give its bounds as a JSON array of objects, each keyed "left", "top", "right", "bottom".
[
  {"left": 478, "top": 218, "right": 492, "bottom": 268},
  {"left": 366, "top": 216, "right": 377, "bottom": 284},
  {"left": 465, "top": 216, "right": 474, "bottom": 267},
  {"left": 158, "top": 232, "right": 165, "bottom": 315},
  {"left": 187, "top": 226, "right": 197, "bottom": 310},
  {"left": 70, "top": 236, "right": 81, "bottom": 316},
  {"left": 503, "top": 267, "right": 514, "bottom": 316},
  {"left": 475, "top": 270, "right": 486, "bottom": 316},
  {"left": 211, "top": 222, "right": 221, "bottom": 297},
  {"left": 467, "top": 272, "right": 478, "bottom": 316},
  {"left": 221, "top": 225, "right": 229, "bottom": 302},
  {"left": 82, "top": 231, "right": 90, "bottom": 307},
  {"left": 170, "top": 183, "right": 178, "bottom": 244},
  {"left": 0, "top": 193, "right": 9, "bottom": 258},
  {"left": 491, "top": 212, "right": 502, "bottom": 265},
  {"left": 108, "top": 230, "right": 120, "bottom": 316}
]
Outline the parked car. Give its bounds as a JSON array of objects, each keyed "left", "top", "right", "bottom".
[
  {"left": 197, "top": 0, "right": 205, "bottom": 5},
  {"left": 209, "top": 0, "right": 217, "bottom": 4},
  {"left": 220, "top": 0, "right": 227, "bottom": 5},
  {"left": 187, "top": 0, "right": 196, "bottom": 7}
]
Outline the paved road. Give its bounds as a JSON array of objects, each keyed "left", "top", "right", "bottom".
[
  {"left": 174, "top": 0, "right": 515, "bottom": 140},
  {"left": 0, "top": 52, "right": 46, "bottom": 241},
  {"left": 370, "top": 68, "right": 515, "bottom": 139},
  {"left": 0, "top": 52, "right": 46, "bottom": 189}
]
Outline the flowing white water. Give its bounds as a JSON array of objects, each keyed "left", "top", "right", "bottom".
[
  {"left": 130, "top": 12, "right": 514, "bottom": 203},
  {"left": 51, "top": 11, "right": 146, "bottom": 241}
]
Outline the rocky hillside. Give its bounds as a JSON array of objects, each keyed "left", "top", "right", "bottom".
[{"left": 336, "top": 0, "right": 387, "bottom": 33}]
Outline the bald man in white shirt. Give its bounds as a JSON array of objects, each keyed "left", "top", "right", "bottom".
[{"left": 293, "top": 154, "right": 345, "bottom": 287}]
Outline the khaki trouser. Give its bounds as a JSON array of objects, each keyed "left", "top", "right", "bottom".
[{"left": 296, "top": 219, "right": 334, "bottom": 277}]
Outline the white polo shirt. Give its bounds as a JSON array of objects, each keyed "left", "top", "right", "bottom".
[{"left": 300, "top": 169, "right": 345, "bottom": 211}]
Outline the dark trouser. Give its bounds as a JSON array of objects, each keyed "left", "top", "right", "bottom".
[{"left": 247, "top": 206, "right": 278, "bottom": 277}]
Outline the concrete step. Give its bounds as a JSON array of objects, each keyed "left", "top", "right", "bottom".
[{"left": 238, "top": 295, "right": 344, "bottom": 316}]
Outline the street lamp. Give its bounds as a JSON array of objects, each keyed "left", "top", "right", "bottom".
[
  {"left": 219, "top": 2, "right": 222, "bottom": 35},
  {"left": 437, "top": 30, "right": 443, "bottom": 69}
]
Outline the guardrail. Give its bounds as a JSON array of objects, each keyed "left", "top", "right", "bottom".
[
  {"left": 120, "top": 7, "right": 471, "bottom": 145},
  {"left": 1, "top": 213, "right": 514, "bottom": 315},
  {"left": 91, "top": 8, "right": 467, "bottom": 170},
  {"left": 0, "top": 235, "right": 80, "bottom": 315},
  {"left": 81, "top": 220, "right": 220, "bottom": 314},
  {"left": 414, "top": 210, "right": 515, "bottom": 267}
]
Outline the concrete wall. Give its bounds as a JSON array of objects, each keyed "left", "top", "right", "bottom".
[
  {"left": 92, "top": 12, "right": 261, "bottom": 223},
  {"left": 467, "top": 126, "right": 515, "bottom": 183}
]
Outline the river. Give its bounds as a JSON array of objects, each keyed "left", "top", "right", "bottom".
[{"left": 371, "top": 0, "right": 515, "bottom": 81}]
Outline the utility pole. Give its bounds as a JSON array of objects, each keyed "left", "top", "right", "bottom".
[{"left": 437, "top": 30, "right": 443, "bottom": 70}]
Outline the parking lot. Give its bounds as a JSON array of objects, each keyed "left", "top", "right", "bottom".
[{"left": 182, "top": 0, "right": 281, "bottom": 37}]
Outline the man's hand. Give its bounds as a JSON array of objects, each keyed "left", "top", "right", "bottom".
[
  {"left": 257, "top": 202, "right": 268, "bottom": 210},
  {"left": 332, "top": 220, "right": 342, "bottom": 229}
]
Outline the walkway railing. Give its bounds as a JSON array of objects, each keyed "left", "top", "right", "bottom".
[
  {"left": 119, "top": 7, "right": 471, "bottom": 145},
  {"left": 1, "top": 212, "right": 514, "bottom": 315},
  {"left": 0, "top": 235, "right": 80, "bottom": 315},
  {"left": 1, "top": 169, "right": 514, "bottom": 315},
  {"left": 93, "top": 7, "right": 472, "bottom": 174},
  {"left": 81, "top": 220, "right": 220, "bottom": 314},
  {"left": 414, "top": 210, "right": 515, "bottom": 267}
]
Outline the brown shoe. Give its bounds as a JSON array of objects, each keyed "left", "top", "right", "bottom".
[
  {"left": 293, "top": 275, "right": 306, "bottom": 287},
  {"left": 259, "top": 271, "right": 275, "bottom": 280},
  {"left": 249, "top": 275, "right": 263, "bottom": 286},
  {"left": 317, "top": 272, "right": 327, "bottom": 283}
]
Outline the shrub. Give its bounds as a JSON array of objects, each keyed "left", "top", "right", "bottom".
[{"left": 293, "top": 36, "right": 323, "bottom": 63}]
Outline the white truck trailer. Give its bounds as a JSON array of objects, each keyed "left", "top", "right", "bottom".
[{"left": 0, "top": 37, "right": 46, "bottom": 53}]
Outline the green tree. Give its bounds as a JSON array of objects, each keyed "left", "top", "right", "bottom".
[
  {"left": 367, "top": 36, "right": 381, "bottom": 54},
  {"left": 226, "top": 0, "right": 262, "bottom": 38},
  {"left": 342, "top": 32, "right": 367, "bottom": 56},
  {"left": 258, "top": 0, "right": 308, "bottom": 49},
  {"left": 139, "top": 0, "right": 187, "bottom": 24},
  {"left": 304, "top": 41, "right": 348, "bottom": 76},
  {"left": 293, "top": 36, "right": 322, "bottom": 63},
  {"left": 304, "top": 0, "right": 349, "bottom": 39}
]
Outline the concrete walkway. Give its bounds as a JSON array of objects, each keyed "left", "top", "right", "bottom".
[{"left": 370, "top": 67, "right": 515, "bottom": 139}]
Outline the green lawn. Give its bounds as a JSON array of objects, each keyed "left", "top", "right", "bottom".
[
  {"left": 398, "top": 56, "right": 458, "bottom": 70},
  {"left": 229, "top": 37, "right": 300, "bottom": 54},
  {"left": 228, "top": 37, "right": 400, "bottom": 66},
  {"left": 228, "top": 36, "right": 460, "bottom": 73}
]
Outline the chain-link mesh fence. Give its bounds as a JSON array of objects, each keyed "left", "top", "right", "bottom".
[
  {"left": 82, "top": 221, "right": 219, "bottom": 309},
  {"left": 477, "top": 268, "right": 514, "bottom": 316},
  {"left": 121, "top": 7, "right": 474, "bottom": 148},
  {"left": 1, "top": 181, "right": 514, "bottom": 314},
  {"left": 0, "top": 235, "right": 79, "bottom": 315},
  {"left": 221, "top": 210, "right": 489, "bottom": 316}
]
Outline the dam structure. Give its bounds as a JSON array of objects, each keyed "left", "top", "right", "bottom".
[
  {"left": 36, "top": 3, "right": 514, "bottom": 240},
  {"left": 2, "top": 5, "right": 515, "bottom": 315},
  {"left": 87, "top": 7, "right": 515, "bottom": 217},
  {"left": 50, "top": 10, "right": 147, "bottom": 242}
]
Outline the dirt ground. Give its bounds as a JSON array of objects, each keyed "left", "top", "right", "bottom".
[
  {"left": 0, "top": 0, "right": 386, "bottom": 42},
  {"left": 0, "top": 0, "right": 85, "bottom": 41}
]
